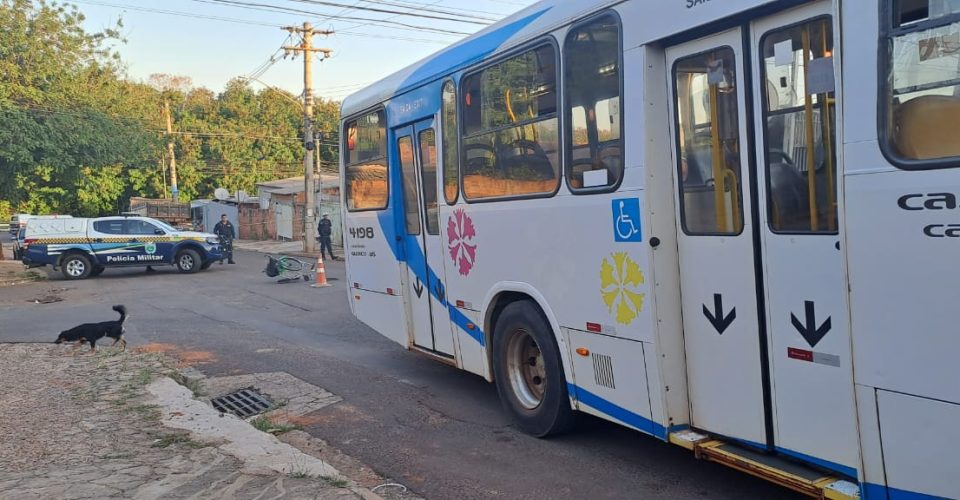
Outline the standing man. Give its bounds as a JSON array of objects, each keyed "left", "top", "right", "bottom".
[
  {"left": 213, "top": 214, "right": 236, "bottom": 265},
  {"left": 317, "top": 213, "right": 337, "bottom": 261}
]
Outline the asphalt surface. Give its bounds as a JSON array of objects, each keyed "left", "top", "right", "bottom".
[{"left": 0, "top": 233, "right": 797, "bottom": 499}]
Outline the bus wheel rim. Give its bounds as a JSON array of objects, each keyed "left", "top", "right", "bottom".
[{"left": 506, "top": 328, "right": 545, "bottom": 410}]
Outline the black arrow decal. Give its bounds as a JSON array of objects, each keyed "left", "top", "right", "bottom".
[
  {"left": 434, "top": 282, "right": 445, "bottom": 302},
  {"left": 413, "top": 278, "right": 424, "bottom": 298},
  {"left": 703, "top": 294, "right": 736, "bottom": 335},
  {"left": 791, "top": 300, "right": 831, "bottom": 348}
]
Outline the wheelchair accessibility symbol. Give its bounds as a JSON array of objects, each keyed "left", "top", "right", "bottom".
[{"left": 612, "top": 198, "right": 642, "bottom": 242}]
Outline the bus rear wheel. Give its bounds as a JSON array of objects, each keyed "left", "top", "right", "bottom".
[{"left": 492, "top": 301, "right": 575, "bottom": 437}]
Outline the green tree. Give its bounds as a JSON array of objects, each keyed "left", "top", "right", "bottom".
[
  {"left": 0, "top": 0, "right": 344, "bottom": 217},
  {"left": 0, "top": 0, "right": 157, "bottom": 215}
]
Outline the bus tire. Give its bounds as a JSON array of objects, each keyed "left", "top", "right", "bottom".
[
  {"left": 175, "top": 248, "right": 201, "bottom": 274},
  {"left": 61, "top": 253, "right": 93, "bottom": 280},
  {"left": 492, "top": 300, "right": 575, "bottom": 437}
]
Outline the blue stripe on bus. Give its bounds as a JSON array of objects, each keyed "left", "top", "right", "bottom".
[
  {"left": 377, "top": 211, "right": 486, "bottom": 347},
  {"left": 571, "top": 386, "right": 945, "bottom": 499},
  {"left": 450, "top": 306, "right": 484, "bottom": 346},
  {"left": 567, "top": 383, "right": 667, "bottom": 440},
  {"left": 398, "top": 7, "right": 551, "bottom": 93},
  {"left": 774, "top": 446, "right": 858, "bottom": 480},
  {"left": 862, "top": 483, "right": 949, "bottom": 500},
  {"left": 570, "top": 383, "right": 865, "bottom": 482}
]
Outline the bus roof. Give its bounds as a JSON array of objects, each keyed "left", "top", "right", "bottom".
[
  {"left": 340, "top": 0, "right": 783, "bottom": 118},
  {"left": 341, "top": 0, "right": 620, "bottom": 118}
]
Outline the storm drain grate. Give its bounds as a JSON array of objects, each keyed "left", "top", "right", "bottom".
[{"left": 210, "top": 388, "right": 273, "bottom": 418}]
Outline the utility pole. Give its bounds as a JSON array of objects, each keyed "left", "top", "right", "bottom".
[
  {"left": 163, "top": 100, "right": 179, "bottom": 201},
  {"left": 315, "top": 131, "right": 323, "bottom": 212},
  {"left": 283, "top": 23, "right": 333, "bottom": 253}
]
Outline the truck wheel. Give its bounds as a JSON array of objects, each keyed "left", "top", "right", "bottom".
[
  {"left": 492, "top": 300, "right": 576, "bottom": 437},
  {"left": 175, "top": 249, "right": 201, "bottom": 274},
  {"left": 61, "top": 254, "right": 93, "bottom": 280}
]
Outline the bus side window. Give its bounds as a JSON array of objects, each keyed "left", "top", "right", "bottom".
[
  {"left": 760, "top": 18, "right": 838, "bottom": 233},
  {"left": 885, "top": 1, "right": 960, "bottom": 164},
  {"left": 673, "top": 47, "right": 745, "bottom": 235},
  {"left": 460, "top": 43, "right": 560, "bottom": 200},
  {"left": 564, "top": 13, "right": 624, "bottom": 192},
  {"left": 344, "top": 110, "right": 389, "bottom": 211},
  {"left": 442, "top": 80, "right": 459, "bottom": 204}
]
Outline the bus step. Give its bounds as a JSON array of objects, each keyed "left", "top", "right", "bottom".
[{"left": 669, "top": 431, "right": 859, "bottom": 499}]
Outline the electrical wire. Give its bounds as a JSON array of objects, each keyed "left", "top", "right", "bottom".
[
  {"left": 69, "top": 0, "right": 469, "bottom": 41},
  {"left": 287, "top": 0, "right": 493, "bottom": 25},
  {"left": 69, "top": 0, "right": 284, "bottom": 27},
  {"left": 356, "top": 0, "right": 502, "bottom": 20},
  {"left": 196, "top": 0, "right": 474, "bottom": 35}
]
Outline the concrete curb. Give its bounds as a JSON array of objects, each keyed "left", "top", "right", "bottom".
[{"left": 146, "top": 377, "right": 383, "bottom": 500}]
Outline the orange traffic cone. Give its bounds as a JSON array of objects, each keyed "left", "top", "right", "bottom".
[{"left": 311, "top": 256, "right": 331, "bottom": 288}]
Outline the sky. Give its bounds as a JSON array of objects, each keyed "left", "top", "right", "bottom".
[{"left": 73, "top": 0, "right": 540, "bottom": 101}]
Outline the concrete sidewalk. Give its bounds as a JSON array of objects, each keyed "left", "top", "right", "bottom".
[{"left": 0, "top": 344, "right": 412, "bottom": 499}]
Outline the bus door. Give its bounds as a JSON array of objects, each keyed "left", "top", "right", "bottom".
[
  {"left": 667, "top": 29, "right": 767, "bottom": 447},
  {"left": 667, "top": 3, "right": 858, "bottom": 476},
  {"left": 750, "top": 3, "right": 857, "bottom": 476},
  {"left": 395, "top": 119, "right": 456, "bottom": 357}
]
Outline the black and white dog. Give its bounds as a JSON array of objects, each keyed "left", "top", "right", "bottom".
[{"left": 54, "top": 305, "right": 128, "bottom": 353}]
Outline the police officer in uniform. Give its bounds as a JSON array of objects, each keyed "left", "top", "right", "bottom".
[
  {"left": 317, "top": 213, "right": 338, "bottom": 261},
  {"left": 213, "top": 214, "right": 236, "bottom": 265}
]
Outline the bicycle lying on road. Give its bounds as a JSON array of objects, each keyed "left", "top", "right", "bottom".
[{"left": 263, "top": 255, "right": 314, "bottom": 283}]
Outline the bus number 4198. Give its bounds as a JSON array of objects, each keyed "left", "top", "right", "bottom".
[{"left": 349, "top": 227, "right": 375, "bottom": 239}]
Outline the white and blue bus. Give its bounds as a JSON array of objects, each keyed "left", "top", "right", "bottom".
[{"left": 339, "top": 1, "right": 960, "bottom": 498}]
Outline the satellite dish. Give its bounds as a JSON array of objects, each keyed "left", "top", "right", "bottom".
[{"left": 214, "top": 188, "right": 230, "bottom": 200}]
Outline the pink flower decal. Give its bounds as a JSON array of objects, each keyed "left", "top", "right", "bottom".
[{"left": 447, "top": 208, "right": 477, "bottom": 276}]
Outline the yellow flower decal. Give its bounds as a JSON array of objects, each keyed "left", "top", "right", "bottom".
[{"left": 600, "top": 253, "right": 646, "bottom": 325}]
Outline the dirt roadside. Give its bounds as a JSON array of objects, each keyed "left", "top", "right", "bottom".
[{"left": 0, "top": 344, "right": 416, "bottom": 500}]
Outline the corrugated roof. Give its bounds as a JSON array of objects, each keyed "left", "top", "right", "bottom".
[{"left": 256, "top": 175, "right": 340, "bottom": 194}]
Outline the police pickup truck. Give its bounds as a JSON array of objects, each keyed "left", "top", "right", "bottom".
[{"left": 22, "top": 215, "right": 224, "bottom": 280}]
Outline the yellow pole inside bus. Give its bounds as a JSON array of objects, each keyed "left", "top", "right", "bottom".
[
  {"left": 709, "top": 78, "right": 728, "bottom": 232},
  {"left": 802, "top": 27, "right": 819, "bottom": 232},
  {"left": 821, "top": 20, "right": 837, "bottom": 231}
]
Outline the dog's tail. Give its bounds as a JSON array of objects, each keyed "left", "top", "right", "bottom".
[{"left": 113, "top": 304, "right": 128, "bottom": 324}]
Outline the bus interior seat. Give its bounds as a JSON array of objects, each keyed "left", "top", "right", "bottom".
[
  {"left": 683, "top": 146, "right": 714, "bottom": 187},
  {"left": 570, "top": 144, "right": 620, "bottom": 186},
  {"left": 768, "top": 161, "right": 809, "bottom": 228},
  {"left": 895, "top": 94, "right": 960, "bottom": 160},
  {"left": 499, "top": 139, "right": 555, "bottom": 180}
]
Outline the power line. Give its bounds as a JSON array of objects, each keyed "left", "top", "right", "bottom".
[
  {"left": 246, "top": 34, "right": 293, "bottom": 81},
  {"left": 70, "top": 0, "right": 464, "bottom": 42},
  {"left": 287, "top": 0, "right": 494, "bottom": 24},
  {"left": 196, "top": 0, "right": 474, "bottom": 35},
  {"left": 70, "top": 0, "right": 283, "bottom": 27},
  {"left": 358, "top": 0, "right": 505, "bottom": 19}
]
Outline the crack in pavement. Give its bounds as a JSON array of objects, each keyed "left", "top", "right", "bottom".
[{"left": 245, "top": 290, "right": 313, "bottom": 313}]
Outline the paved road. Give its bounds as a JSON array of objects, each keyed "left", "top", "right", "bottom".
[{"left": 0, "top": 248, "right": 797, "bottom": 499}]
